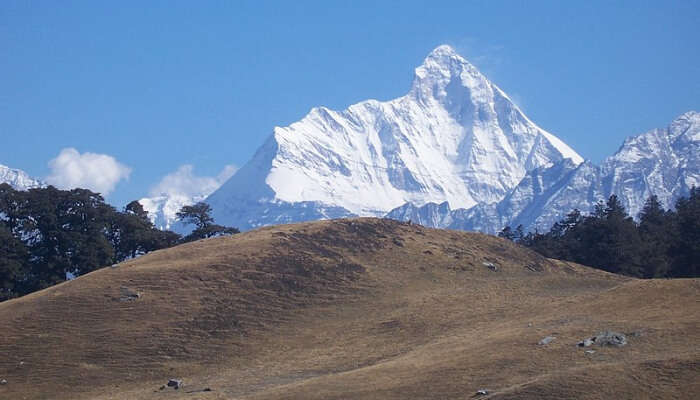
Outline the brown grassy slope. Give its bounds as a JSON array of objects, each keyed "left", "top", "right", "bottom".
[{"left": 0, "top": 218, "right": 698, "bottom": 400}]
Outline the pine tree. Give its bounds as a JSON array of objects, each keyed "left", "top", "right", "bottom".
[
  {"left": 638, "top": 195, "right": 673, "bottom": 277},
  {"left": 518, "top": 191, "right": 699, "bottom": 279},
  {"left": 590, "top": 195, "right": 643, "bottom": 276},
  {"left": 671, "top": 187, "right": 700, "bottom": 277}
]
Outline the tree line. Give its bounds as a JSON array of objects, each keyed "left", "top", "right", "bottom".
[
  {"left": 0, "top": 183, "right": 237, "bottom": 301},
  {"left": 499, "top": 188, "right": 699, "bottom": 278}
]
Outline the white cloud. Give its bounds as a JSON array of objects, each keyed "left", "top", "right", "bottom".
[
  {"left": 46, "top": 148, "right": 131, "bottom": 195},
  {"left": 149, "top": 164, "right": 238, "bottom": 198}
]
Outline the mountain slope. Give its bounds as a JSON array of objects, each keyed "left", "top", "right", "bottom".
[
  {"left": 0, "top": 218, "right": 697, "bottom": 399},
  {"left": 207, "top": 45, "right": 582, "bottom": 230},
  {"left": 388, "top": 111, "right": 699, "bottom": 233},
  {"left": 602, "top": 110, "right": 699, "bottom": 218},
  {"left": 0, "top": 164, "right": 44, "bottom": 191},
  {"left": 517, "top": 111, "right": 699, "bottom": 229}
]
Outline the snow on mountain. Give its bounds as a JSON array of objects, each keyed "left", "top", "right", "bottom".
[
  {"left": 504, "top": 112, "right": 699, "bottom": 231},
  {"left": 139, "top": 164, "right": 238, "bottom": 232},
  {"left": 602, "top": 111, "right": 699, "bottom": 218},
  {"left": 0, "top": 164, "right": 44, "bottom": 191},
  {"left": 387, "top": 111, "right": 699, "bottom": 233},
  {"left": 139, "top": 193, "right": 206, "bottom": 232},
  {"left": 387, "top": 159, "right": 603, "bottom": 233},
  {"left": 207, "top": 45, "right": 582, "bottom": 231}
]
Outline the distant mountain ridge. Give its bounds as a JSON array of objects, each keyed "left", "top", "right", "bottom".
[
  {"left": 386, "top": 111, "right": 699, "bottom": 233},
  {"left": 0, "top": 164, "right": 44, "bottom": 191},
  {"left": 206, "top": 45, "right": 583, "bottom": 231}
]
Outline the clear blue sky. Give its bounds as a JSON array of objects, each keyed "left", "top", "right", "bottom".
[{"left": 2, "top": 0, "right": 698, "bottom": 206}]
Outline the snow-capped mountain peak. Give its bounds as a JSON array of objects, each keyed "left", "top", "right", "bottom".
[
  {"left": 410, "top": 44, "right": 485, "bottom": 101},
  {"left": 207, "top": 45, "right": 584, "bottom": 231},
  {"left": 0, "top": 164, "right": 44, "bottom": 191}
]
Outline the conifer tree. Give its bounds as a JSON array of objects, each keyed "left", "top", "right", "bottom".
[
  {"left": 671, "top": 187, "right": 700, "bottom": 277},
  {"left": 638, "top": 195, "right": 673, "bottom": 277}
]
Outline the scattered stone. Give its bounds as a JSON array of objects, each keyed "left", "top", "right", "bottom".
[
  {"left": 577, "top": 331, "right": 627, "bottom": 347},
  {"left": 585, "top": 350, "right": 596, "bottom": 354},
  {"left": 110, "top": 264, "right": 119, "bottom": 268},
  {"left": 482, "top": 262, "right": 498, "bottom": 271},
  {"left": 475, "top": 388, "right": 488, "bottom": 396},
  {"left": 1, "top": 379, "right": 7, "bottom": 385},
  {"left": 119, "top": 287, "right": 141, "bottom": 301},
  {"left": 538, "top": 336, "right": 556, "bottom": 345},
  {"left": 595, "top": 331, "right": 627, "bottom": 347},
  {"left": 527, "top": 322, "right": 533, "bottom": 327},
  {"left": 167, "top": 379, "right": 182, "bottom": 389}
]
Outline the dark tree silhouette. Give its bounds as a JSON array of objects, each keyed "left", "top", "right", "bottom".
[
  {"left": 0, "top": 224, "right": 29, "bottom": 301},
  {"left": 638, "top": 195, "right": 673, "bottom": 277},
  {"left": 497, "top": 226, "right": 515, "bottom": 241},
  {"left": 176, "top": 202, "right": 239, "bottom": 242},
  {"left": 512, "top": 191, "right": 699, "bottom": 279},
  {"left": 176, "top": 202, "right": 215, "bottom": 231},
  {"left": 672, "top": 187, "right": 700, "bottom": 277},
  {"left": 0, "top": 184, "right": 182, "bottom": 301}
]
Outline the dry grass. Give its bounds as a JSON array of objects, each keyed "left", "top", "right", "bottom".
[{"left": 0, "top": 218, "right": 698, "bottom": 399}]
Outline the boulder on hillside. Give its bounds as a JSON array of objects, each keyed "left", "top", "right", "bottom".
[
  {"left": 167, "top": 379, "right": 182, "bottom": 389},
  {"left": 538, "top": 336, "right": 556, "bottom": 345},
  {"left": 577, "top": 331, "right": 627, "bottom": 347}
]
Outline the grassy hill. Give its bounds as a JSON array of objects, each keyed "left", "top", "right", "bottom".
[{"left": 1, "top": 218, "right": 698, "bottom": 399}]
